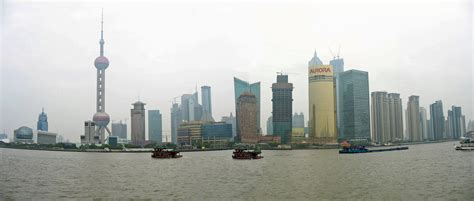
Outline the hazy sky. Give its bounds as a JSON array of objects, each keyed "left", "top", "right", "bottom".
[{"left": 1, "top": 0, "right": 472, "bottom": 142}]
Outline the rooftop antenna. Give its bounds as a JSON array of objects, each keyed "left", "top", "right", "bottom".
[{"left": 337, "top": 44, "right": 341, "bottom": 59}]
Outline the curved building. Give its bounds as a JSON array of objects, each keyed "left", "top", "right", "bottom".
[
  {"left": 14, "top": 126, "right": 34, "bottom": 143},
  {"left": 308, "top": 51, "right": 337, "bottom": 144}
]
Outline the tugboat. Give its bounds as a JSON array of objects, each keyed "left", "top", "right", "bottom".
[
  {"left": 151, "top": 146, "right": 182, "bottom": 159},
  {"left": 232, "top": 146, "right": 263, "bottom": 160}
]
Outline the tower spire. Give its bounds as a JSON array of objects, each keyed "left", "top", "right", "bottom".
[{"left": 100, "top": 8, "right": 104, "bottom": 57}]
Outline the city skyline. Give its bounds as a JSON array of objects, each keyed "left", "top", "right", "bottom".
[{"left": 2, "top": 0, "right": 472, "bottom": 142}]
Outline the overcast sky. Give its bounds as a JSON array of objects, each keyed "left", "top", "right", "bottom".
[{"left": 1, "top": 0, "right": 472, "bottom": 142}]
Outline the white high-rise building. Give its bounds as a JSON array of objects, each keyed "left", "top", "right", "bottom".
[{"left": 419, "top": 107, "right": 428, "bottom": 140}]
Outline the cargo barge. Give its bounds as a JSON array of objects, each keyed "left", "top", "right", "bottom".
[
  {"left": 232, "top": 148, "right": 263, "bottom": 159},
  {"left": 151, "top": 147, "right": 182, "bottom": 159},
  {"left": 339, "top": 141, "right": 408, "bottom": 154}
]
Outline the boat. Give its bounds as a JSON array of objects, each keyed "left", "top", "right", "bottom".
[
  {"left": 232, "top": 147, "right": 263, "bottom": 160},
  {"left": 454, "top": 137, "right": 474, "bottom": 151},
  {"left": 151, "top": 147, "right": 182, "bottom": 159},
  {"left": 339, "top": 141, "right": 408, "bottom": 154}
]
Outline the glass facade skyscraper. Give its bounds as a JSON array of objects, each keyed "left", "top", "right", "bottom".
[
  {"left": 430, "top": 100, "right": 445, "bottom": 140},
  {"left": 37, "top": 108, "right": 48, "bottom": 131},
  {"left": 148, "top": 110, "right": 162, "bottom": 143},
  {"left": 272, "top": 74, "right": 293, "bottom": 144},
  {"left": 338, "top": 70, "right": 370, "bottom": 141},
  {"left": 234, "top": 77, "right": 261, "bottom": 134}
]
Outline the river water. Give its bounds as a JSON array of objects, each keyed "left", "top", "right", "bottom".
[{"left": 0, "top": 142, "right": 472, "bottom": 200}]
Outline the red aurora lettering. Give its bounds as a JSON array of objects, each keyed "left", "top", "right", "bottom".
[{"left": 309, "top": 68, "right": 331, "bottom": 74}]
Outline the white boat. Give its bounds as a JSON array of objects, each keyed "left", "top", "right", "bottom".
[{"left": 455, "top": 137, "right": 474, "bottom": 151}]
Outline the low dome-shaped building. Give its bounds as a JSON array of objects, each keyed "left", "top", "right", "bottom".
[{"left": 14, "top": 126, "right": 34, "bottom": 140}]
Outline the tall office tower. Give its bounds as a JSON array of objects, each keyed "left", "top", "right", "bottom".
[
  {"left": 406, "top": 95, "right": 422, "bottom": 142},
  {"left": 371, "top": 91, "right": 390, "bottom": 144},
  {"left": 308, "top": 51, "right": 337, "bottom": 144},
  {"left": 37, "top": 108, "right": 48, "bottom": 131},
  {"left": 201, "top": 86, "right": 214, "bottom": 121},
  {"left": 181, "top": 94, "right": 194, "bottom": 122},
  {"left": 330, "top": 56, "right": 344, "bottom": 135},
  {"left": 111, "top": 121, "right": 127, "bottom": 139},
  {"left": 271, "top": 74, "right": 293, "bottom": 144},
  {"left": 171, "top": 103, "right": 182, "bottom": 144},
  {"left": 428, "top": 119, "right": 434, "bottom": 140},
  {"left": 194, "top": 104, "right": 203, "bottom": 121},
  {"left": 221, "top": 113, "right": 237, "bottom": 140},
  {"left": 131, "top": 101, "right": 146, "bottom": 144},
  {"left": 419, "top": 107, "right": 429, "bottom": 140},
  {"left": 429, "top": 100, "right": 445, "bottom": 140},
  {"left": 266, "top": 116, "right": 273, "bottom": 135},
  {"left": 236, "top": 92, "right": 258, "bottom": 144},
  {"left": 148, "top": 110, "right": 162, "bottom": 143},
  {"left": 445, "top": 118, "right": 451, "bottom": 139},
  {"left": 234, "top": 77, "right": 261, "bottom": 134},
  {"left": 388, "top": 93, "right": 404, "bottom": 142},
  {"left": 292, "top": 113, "right": 305, "bottom": 128},
  {"left": 92, "top": 11, "right": 111, "bottom": 144},
  {"left": 448, "top": 106, "right": 464, "bottom": 139},
  {"left": 337, "top": 70, "right": 370, "bottom": 142}
]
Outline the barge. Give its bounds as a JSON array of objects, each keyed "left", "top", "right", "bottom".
[
  {"left": 339, "top": 141, "right": 408, "bottom": 154},
  {"left": 232, "top": 148, "right": 264, "bottom": 160}
]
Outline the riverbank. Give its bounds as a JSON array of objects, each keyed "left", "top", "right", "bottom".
[{"left": 0, "top": 139, "right": 457, "bottom": 153}]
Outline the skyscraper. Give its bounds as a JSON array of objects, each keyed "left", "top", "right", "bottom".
[
  {"left": 330, "top": 56, "right": 344, "bottom": 136},
  {"left": 419, "top": 107, "right": 429, "bottom": 140},
  {"left": 37, "top": 108, "right": 48, "bottom": 131},
  {"left": 272, "top": 74, "right": 293, "bottom": 144},
  {"left": 92, "top": 11, "right": 111, "bottom": 144},
  {"left": 338, "top": 70, "right": 370, "bottom": 141},
  {"left": 406, "top": 95, "right": 422, "bottom": 142},
  {"left": 430, "top": 100, "right": 445, "bottom": 140},
  {"left": 371, "top": 91, "right": 390, "bottom": 144},
  {"left": 266, "top": 116, "right": 273, "bottom": 135},
  {"left": 448, "top": 106, "right": 464, "bottom": 139},
  {"left": 388, "top": 93, "right": 404, "bottom": 142},
  {"left": 234, "top": 77, "right": 261, "bottom": 134},
  {"left": 171, "top": 103, "right": 182, "bottom": 144},
  {"left": 201, "top": 86, "right": 214, "bottom": 121},
  {"left": 131, "top": 101, "right": 146, "bottom": 144},
  {"left": 308, "top": 51, "right": 337, "bottom": 144},
  {"left": 111, "top": 121, "right": 127, "bottom": 139},
  {"left": 148, "top": 110, "right": 162, "bottom": 143},
  {"left": 236, "top": 92, "right": 258, "bottom": 144}
]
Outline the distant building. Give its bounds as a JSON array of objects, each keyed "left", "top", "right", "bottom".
[
  {"left": 37, "top": 108, "right": 48, "bottom": 131},
  {"left": 467, "top": 120, "right": 474, "bottom": 132},
  {"left": 419, "top": 107, "right": 429, "bottom": 140},
  {"left": 80, "top": 120, "right": 99, "bottom": 144},
  {"left": 14, "top": 126, "right": 34, "bottom": 143},
  {"left": 308, "top": 51, "right": 337, "bottom": 144},
  {"left": 148, "top": 110, "right": 162, "bottom": 143},
  {"left": 292, "top": 113, "right": 305, "bottom": 142},
  {"left": 330, "top": 57, "right": 344, "bottom": 136},
  {"left": 371, "top": 91, "right": 390, "bottom": 144},
  {"left": 234, "top": 77, "right": 261, "bottom": 134},
  {"left": 131, "top": 101, "right": 146, "bottom": 145},
  {"left": 448, "top": 106, "right": 464, "bottom": 139},
  {"left": 201, "top": 86, "right": 214, "bottom": 121},
  {"left": 37, "top": 131, "right": 57, "bottom": 144},
  {"left": 272, "top": 74, "right": 293, "bottom": 144},
  {"left": 111, "top": 121, "right": 127, "bottom": 139},
  {"left": 171, "top": 103, "right": 182, "bottom": 144},
  {"left": 430, "top": 100, "right": 445, "bottom": 140},
  {"left": 338, "top": 70, "right": 370, "bottom": 142},
  {"left": 177, "top": 121, "right": 203, "bottom": 146},
  {"left": 388, "top": 93, "right": 404, "bottom": 142},
  {"left": 236, "top": 92, "right": 258, "bottom": 144},
  {"left": 266, "top": 116, "right": 273, "bottom": 135},
  {"left": 221, "top": 113, "right": 236, "bottom": 140},
  {"left": 202, "top": 122, "right": 233, "bottom": 140},
  {"left": 0, "top": 133, "right": 8, "bottom": 140},
  {"left": 406, "top": 95, "right": 422, "bottom": 142}
]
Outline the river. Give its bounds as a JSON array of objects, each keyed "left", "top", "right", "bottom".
[{"left": 0, "top": 141, "right": 472, "bottom": 200}]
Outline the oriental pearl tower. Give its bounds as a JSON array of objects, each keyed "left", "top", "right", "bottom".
[{"left": 93, "top": 10, "right": 111, "bottom": 143}]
